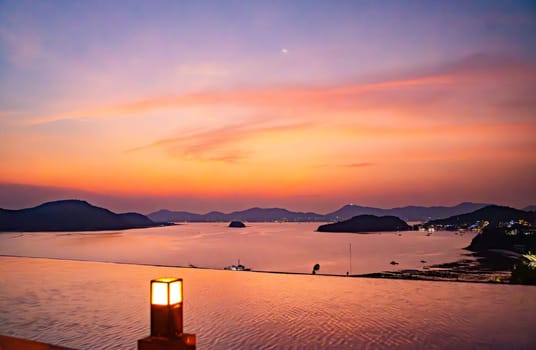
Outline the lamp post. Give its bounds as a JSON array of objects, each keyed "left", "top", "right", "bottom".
[{"left": 138, "top": 277, "right": 196, "bottom": 350}]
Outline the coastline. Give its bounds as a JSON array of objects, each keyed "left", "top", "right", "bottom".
[
  {"left": 1, "top": 252, "right": 530, "bottom": 285},
  {"left": 357, "top": 250, "right": 518, "bottom": 284}
]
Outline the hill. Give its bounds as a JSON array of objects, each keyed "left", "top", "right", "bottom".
[
  {"left": 467, "top": 226, "right": 536, "bottom": 252},
  {"left": 148, "top": 207, "right": 324, "bottom": 222},
  {"left": 0, "top": 200, "right": 161, "bottom": 232},
  {"left": 324, "top": 202, "right": 490, "bottom": 222},
  {"left": 317, "top": 215, "right": 411, "bottom": 233},
  {"left": 148, "top": 202, "right": 491, "bottom": 223},
  {"left": 427, "top": 205, "right": 535, "bottom": 228}
]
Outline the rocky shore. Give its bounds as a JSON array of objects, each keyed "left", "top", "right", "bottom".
[{"left": 357, "top": 250, "right": 518, "bottom": 284}]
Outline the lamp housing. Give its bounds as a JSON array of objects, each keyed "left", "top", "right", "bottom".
[{"left": 150, "top": 277, "right": 183, "bottom": 338}]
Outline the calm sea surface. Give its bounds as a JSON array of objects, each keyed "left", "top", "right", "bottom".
[
  {"left": 0, "top": 223, "right": 476, "bottom": 275},
  {"left": 0, "top": 257, "right": 535, "bottom": 349},
  {"left": 0, "top": 224, "right": 534, "bottom": 349}
]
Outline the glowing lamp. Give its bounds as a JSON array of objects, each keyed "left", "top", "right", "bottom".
[
  {"left": 139, "top": 277, "right": 196, "bottom": 350},
  {"left": 152, "top": 278, "right": 183, "bottom": 305},
  {"left": 150, "top": 277, "right": 184, "bottom": 338}
]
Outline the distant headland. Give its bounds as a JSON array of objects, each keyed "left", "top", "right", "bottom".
[
  {"left": 229, "top": 221, "right": 246, "bottom": 228},
  {"left": 0, "top": 200, "right": 170, "bottom": 232},
  {"left": 148, "top": 202, "right": 506, "bottom": 223},
  {"left": 317, "top": 215, "right": 411, "bottom": 233}
]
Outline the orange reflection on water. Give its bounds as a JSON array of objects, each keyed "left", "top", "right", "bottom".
[{"left": 1, "top": 256, "right": 535, "bottom": 349}]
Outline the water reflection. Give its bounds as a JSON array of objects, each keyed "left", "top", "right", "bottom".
[
  {"left": 0, "top": 257, "right": 534, "bottom": 349},
  {"left": 0, "top": 223, "right": 476, "bottom": 275}
]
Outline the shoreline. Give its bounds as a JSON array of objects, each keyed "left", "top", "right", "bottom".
[
  {"left": 1, "top": 252, "right": 532, "bottom": 286},
  {"left": 356, "top": 250, "right": 518, "bottom": 284}
]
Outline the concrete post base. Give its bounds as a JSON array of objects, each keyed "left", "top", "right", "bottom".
[{"left": 138, "top": 335, "right": 196, "bottom": 350}]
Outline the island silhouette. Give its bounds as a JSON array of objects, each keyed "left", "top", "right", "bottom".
[
  {"left": 317, "top": 215, "right": 411, "bottom": 233},
  {"left": 148, "top": 202, "right": 493, "bottom": 223},
  {"left": 0, "top": 200, "right": 167, "bottom": 232}
]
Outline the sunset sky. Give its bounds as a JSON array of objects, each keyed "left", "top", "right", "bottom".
[{"left": 1, "top": 1, "right": 535, "bottom": 213}]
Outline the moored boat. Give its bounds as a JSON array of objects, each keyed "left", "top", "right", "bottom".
[{"left": 224, "top": 259, "right": 251, "bottom": 271}]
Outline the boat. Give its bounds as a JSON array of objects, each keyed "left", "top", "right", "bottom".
[{"left": 224, "top": 259, "right": 251, "bottom": 271}]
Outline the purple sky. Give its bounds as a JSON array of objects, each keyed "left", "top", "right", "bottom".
[{"left": 1, "top": 1, "right": 535, "bottom": 213}]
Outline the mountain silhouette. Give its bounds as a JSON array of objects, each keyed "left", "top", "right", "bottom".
[
  {"left": 427, "top": 205, "right": 535, "bottom": 227},
  {"left": 523, "top": 205, "right": 536, "bottom": 212},
  {"left": 462, "top": 206, "right": 536, "bottom": 259},
  {"left": 149, "top": 207, "right": 324, "bottom": 222},
  {"left": 324, "top": 202, "right": 490, "bottom": 222},
  {"left": 0, "top": 200, "right": 161, "bottom": 232},
  {"left": 317, "top": 215, "right": 411, "bottom": 233},
  {"left": 148, "top": 202, "right": 491, "bottom": 222}
]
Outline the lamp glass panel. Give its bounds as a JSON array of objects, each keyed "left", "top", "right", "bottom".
[
  {"left": 151, "top": 281, "right": 168, "bottom": 305},
  {"left": 169, "top": 281, "right": 182, "bottom": 304},
  {"left": 157, "top": 277, "right": 177, "bottom": 283}
]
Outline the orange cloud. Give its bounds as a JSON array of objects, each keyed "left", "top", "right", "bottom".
[
  {"left": 5, "top": 53, "right": 534, "bottom": 207},
  {"left": 127, "top": 120, "right": 314, "bottom": 163},
  {"left": 22, "top": 53, "right": 535, "bottom": 128},
  {"left": 25, "top": 77, "right": 446, "bottom": 125},
  {"left": 339, "top": 162, "right": 376, "bottom": 168}
]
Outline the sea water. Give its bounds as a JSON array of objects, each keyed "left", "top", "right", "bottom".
[
  {"left": 0, "top": 223, "right": 475, "bottom": 275},
  {"left": 0, "top": 256, "right": 534, "bottom": 349},
  {"left": 2, "top": 224, "right": 533, "bottom": 349}
]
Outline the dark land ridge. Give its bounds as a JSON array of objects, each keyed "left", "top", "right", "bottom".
[
  {"left": 0, "top": 200, "right": 168, "bottom": 232},
  {"left": 317, "top": 215, "right": 411, "bottom": 233},
  {"left": 229, "top": 221, "right": 246, "bottom": 228},
  {"left": 426, "top": 205, "right": 535, "bottom": 228},
  {"left": 148, "top": 202, "right": 493, "bottom": 222},
  {"left": 358, "top": 249, "right": 535, "bottom": 285},
  {"left": 356, "top": 252, "right": 516, "bottom": 284},
  {"left": 1, "top": 201, "right": 534, "bottom": 284},
  {"left": 368, "top": 205, "right": 536, "bottom": 285}
]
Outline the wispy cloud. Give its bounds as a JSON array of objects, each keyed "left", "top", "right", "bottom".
[
  {"left": 313, "top": 162, "right": 376, "bottom": 169},
  {"left": 344, "top": 122, "right": 536, "bottom": 138},
  {"left": 22, "top": 52, "right": 534, "bottom": 126},
  {"left": 175, "top": 62, "right": 230, "bottom": 78},
  {"left": 339, "top": 162, "right": 376, "bottom": 168},
  {"left": 127, "top": 120, "right": 313, "bottom": 163},
  {"left": 17, "top": 75, "right": 453, "bottom": 126},
  {"left": 0, "top": 110, "right": 23, "bottom": 119}
]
